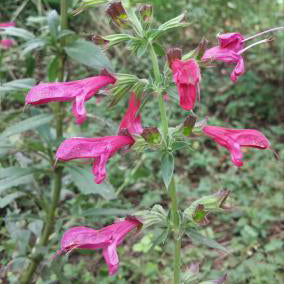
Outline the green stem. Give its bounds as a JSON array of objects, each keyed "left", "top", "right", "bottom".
[
  {"left": 148, "top": 41, "right": 181, "bottom": 283},
  {"left": 169, "top": 178, "right": 181, "bottom": 284},
  {"left": 148, "top": 42, "right": 168, "bottom": 139},
  {"left": 19, "top": 1, "right": 68, "bottom": 283}
]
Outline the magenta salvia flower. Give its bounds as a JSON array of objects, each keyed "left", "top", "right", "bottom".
[
  {"left": 25, "top": 74, "right": 116, "bottom": 124},
  {"left": 56, "top": 217, "right": 142, "bottom": 276},
  {"left": 56, "top": 93, "right": 142, "bottom": 183},
  {"left": 0, "top": 22, "right": 16, "bottom": 28},
  {"left": 119, "top": 92, "right": 143, "bottom": 135},
  {"left": 0, "top": 39, "right": 14, "bottom": 49},
  {"left": 170, "top": 59, "right": 201, "bottom": 111},
  {"left": 202, "top": 33, "right": 245, "bottom": 82},
  {"left": 203, "top": 126, "right": 270, "bottom": 167}
]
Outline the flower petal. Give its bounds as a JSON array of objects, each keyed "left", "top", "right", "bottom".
[
  {"left": 119, "top": 93, "right": 143, "bottom": 136},
  {"left": 103, "top": 243, "right": 119, "bottom": 276}
]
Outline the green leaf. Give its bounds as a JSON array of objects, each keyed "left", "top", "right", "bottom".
[
  {"left": 153, "top": 42, "right": 165, "bottom": 57},
  {"left": 0, "top": 114, "right": 53, "bottom": 139},
  {"left": 0, "top": 192, "right": 24, "bottom": 208},
  {"left": 149, "top": 228, "right": 169, "bottom": 251},
  {"left": 0, "top": 78, "right": 35, "bottom": 93},
  {"left": 67, "top": 166, "right": 116, "bottom": 200},
  {"left": 47, "top": 10, "right": 59, "bottom": 37},
  {"left": 21, "top": 39, "right": 46, "bottom": 56},
  {"left": 0, "top": 27, "right": 35, "bottom": 40},
  {"left": 151, "top": 14, "right": 188, "bottom": 40},
  {"left": 65, "top": 39, "right": 112, "bottom": 70},
  {"left": 186, "top": 228, "right": 229, "bottom": 253},
  {"left": 0, "top": 167, "right": 34, "bottom": 194},
  {"left": 161, "top": 152, "right": 174, "bottom": 188},
  {"left": 48, "top": 56, "right": 60, "bottom": 82}
]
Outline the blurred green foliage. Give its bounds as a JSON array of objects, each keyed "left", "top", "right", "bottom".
[{"left": 0, "top": 0, "right": 283, "bottom": 283}]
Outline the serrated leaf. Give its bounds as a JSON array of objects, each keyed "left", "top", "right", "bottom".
[
  {"left": 186, "top": 228, "right": 229, "bottom": 253},
  {"left": 0, "top": 78, "right": 35, "bottom": 93},
  {"left": 67, "top": 166, "right": 116, "bottom": 200},
  {"left": 0, "top": 114, "right": 53, "bottom": 139},
  {"left": 161, "top": 152, "right": 174, "bottom": 188},
  {"left": 0, "top": 27, "right": 34, "bottom": 40},
  {"left": 65, "top": 39, "right": 112, "bottom": 70}
]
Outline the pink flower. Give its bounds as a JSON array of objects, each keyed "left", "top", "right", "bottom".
[
  {"left": 25, "top": 74, "right": 116, "bottom": 124},
  {"left": 170, "top": 59, "right": 201, "bottom": 111},
  {"left": 0, "top": 39, "right": 14, "bottom": 49},
  {"left": 56, "top": 94, "right": 142, "bottom": 183},
  {"left": 202, "top": 33, "right": 245, "bottom": 82},
  {"left": 56, "top": 217, "right": 142, "bottom": 276},
  {"left": 203, "top": 126, "right": 270, "bottom": 167},
  {"left": 119, "top": 93, "right": 143, "bottom": 135},
  {"left": 0, "top": 22, "right": 16, "bottom": 28}
]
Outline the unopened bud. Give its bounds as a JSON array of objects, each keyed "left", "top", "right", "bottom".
[
  {"left": 183, "top": 114, "right": 197, "bottom": 136},
  {"left": 167, "top": 47, "right": 182, "bottom": 68},
  {"left": 192, "top": 204, "right": 207, "bottom": 224},
  {"left": 139, "top": 4, "right": 153, "bottom": 22},
  {"left": 106, "top": 2, "right": 128, "bottom": 28},
  {"left": 184, "top": 190, "right": 230, "bottom": 221},
  {"left": 92, "top": 35, "right": 109, "bottom": 46},
  {"left": 141, "top": 127, "right": 161, "bottom": 144},
  {"left": 195, "top": 37, "right": 208, "bottom": 60}
]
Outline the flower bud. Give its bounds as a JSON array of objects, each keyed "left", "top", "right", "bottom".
[
  {"left": 92, "top": 35, "right": 109, "bottom": 46},
  {"left": 139, "top": 4, "right": 153, "bottom": 22},
  {"left": 183, "top": 114, "right": 197, "bottom": 136},
  {"left": 106, "top": 2, "right": 128, "bottom": 28},
  {"left": 141, "top": 127, "right": 162, "bottom": 144},
  {"left": 183, "top": 190, "right": 230, "bottom": 222},
  {"left": 167, "top": 47, "right": 182, "bottom": 68},
  {"left": 195, "top": 37, "right": 208, "bottom": 60},
  {"left": 192, "top": 204, "right": 207, "bottom": 224}
]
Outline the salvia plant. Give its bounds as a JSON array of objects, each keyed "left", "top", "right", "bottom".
[{"left": 1, "top": 0, "right": 283, "bottom": 283}]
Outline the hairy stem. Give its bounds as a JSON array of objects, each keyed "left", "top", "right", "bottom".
[
  {"left": 19, "top": 1, "right": 67, "bottom": 283},
  {"left": 148, "top": 40, "right": 181, "bottom": 283}
]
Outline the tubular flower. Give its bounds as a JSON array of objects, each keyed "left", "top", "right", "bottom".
[
  {"left": 119, "top": 93, "right": 143, "bottom": 135},
  {"left": 56, "top": 93, "right": 142, "bottom": 183},
  {"left": 202, "top": 33, "right": 245, "bottom": 82},
  {"left": 56, "top": 217, "right": 142, "bottom": 276},
  {"left": 203, "top": 126, "right": 270, "bottom": 167},
  {"left": 0, "top": 39, "right": 14, "bottom": 49},
  {"left": 25, "top": 74, "right": 116, "bottom": 124},
  {"left": 170, "top": 59, "right": 201, "bottom": 111}
]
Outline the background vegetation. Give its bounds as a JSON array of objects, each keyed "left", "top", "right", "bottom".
[{"left": 0, "top": 0, "right": 283, "bottom": 283}]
